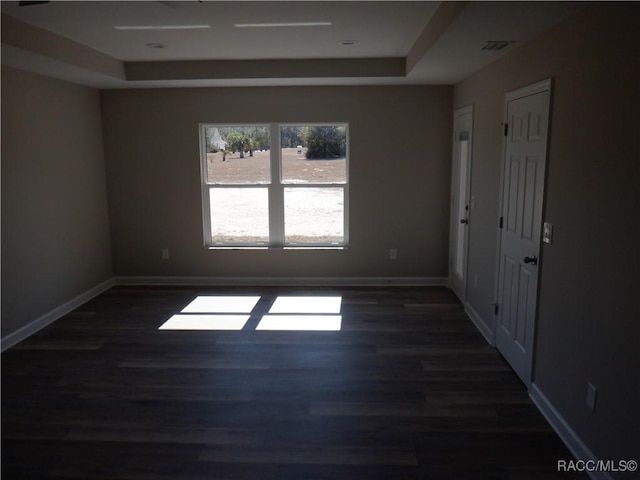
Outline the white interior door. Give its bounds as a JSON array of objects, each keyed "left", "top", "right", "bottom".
[
  {"left": 449, "top": 106, "right": 473, "bottom": 301},
  {"left": 495, "top": 79, "right": 551, "bottom": 386}
]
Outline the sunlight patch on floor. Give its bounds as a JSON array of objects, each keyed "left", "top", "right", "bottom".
[
  {"left": 268, "top": 296, "right": 342, "bottom": 314},
  {"left": 256, "top": 315, "right": 342, "bottom": 331},
  {"left": 159, "top": 314, "right": 250, "bottom": 330},
  {"left": 159, "top": 295, "right": 343, "bottom": 331},
  {"left": 181, "top": 296, "right": 261, "bottom": 313}
]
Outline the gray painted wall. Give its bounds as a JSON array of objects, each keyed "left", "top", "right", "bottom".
[
  {"left": 100, "top": 85, "right": 453, "bottom": 279},
  {"left": 1, "top": 66, "right": 113, "bottom": 336},
  {"left": 454, "top": 4, "right": 639, "bottom": 464}
]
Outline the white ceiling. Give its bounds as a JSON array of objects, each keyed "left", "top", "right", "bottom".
[
  {"left": 1, "top": 1, "right": 586, "bottom": 88},
  {"left": 3, "top": 1, "right": 437, "bottom": 60}
]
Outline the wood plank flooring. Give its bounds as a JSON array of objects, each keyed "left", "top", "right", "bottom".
[{"left": 1, "top": 286, "right": 586, "bottom": 479}]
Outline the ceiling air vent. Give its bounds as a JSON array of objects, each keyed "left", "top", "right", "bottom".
[{"left": 481, "top": 41, "right": 514, "bottom": 51}]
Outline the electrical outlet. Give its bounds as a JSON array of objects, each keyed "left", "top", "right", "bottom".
[
  {"left": 586, "top": 383, "right": 597, "bottom": 411},
  {"left": 161, "top": 248, "right": 170, "bottom": 260},
  {"left": 389, "top": 249, "right": 398, "bottom": 261}
]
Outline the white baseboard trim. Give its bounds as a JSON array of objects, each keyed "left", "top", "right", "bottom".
[
  {"left": 1, "top": 276, "right": 447, "bottom": 350},
  {"left": 1, "top": 278, "right": 115, "bottom": 352},
  {"left": 114, "top": 276, "right": 448, "bottom": 287},
  {"left": 464, "top": 301, "right": 494, "bottom": 345},
  {"left": 530, "top": 383, "right": 611, "bottom": 480}
]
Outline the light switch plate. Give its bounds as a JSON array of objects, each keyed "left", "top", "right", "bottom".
[{"left": 543, "top": 222, "right": 553, "bottom": 244}]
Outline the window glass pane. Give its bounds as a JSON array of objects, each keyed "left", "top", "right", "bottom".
[
  {"left": 210, "top": 188, "right": 269, "bottom": 244},
  {"left": 281, "top": 125, "right": 346, "bottom": 184},
  {"left": 284, "top": 187, "right": 344, "bottom": 244},
  {"left": 204, "top": 126, "right": 270, "bottom": 184},
  {"left": 454, "top": 139, "right": 468, "bottom": 277}
]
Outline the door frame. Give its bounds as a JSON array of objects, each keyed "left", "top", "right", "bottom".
[
  {"left": 448, "top": 104, "right": 474, "bottom": 302},
  {"left": 492, "top": 78, "right": 553, "bottom": 386}
]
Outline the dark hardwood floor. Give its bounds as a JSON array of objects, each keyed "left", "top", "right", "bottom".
[{"left": 2, "top": 286, "right": 586, "bottom": 479}]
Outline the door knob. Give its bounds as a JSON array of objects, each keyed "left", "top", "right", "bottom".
[
  {"left": 460, "top": 218, "right": 468, "bottom": 224},
  {"left": 523, "top": 256, "right": 538, "bottom": 265}
]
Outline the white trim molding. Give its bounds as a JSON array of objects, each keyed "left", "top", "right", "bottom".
[
  {"left": 1, "top": 278, "right": 115, "bottom": 352},
  {"left": 464, "top": 301, "right": 494, "bottom": 345},
  {"left": 530, "top": 383, "right": 612, "bottom": 480},
  {"left": 506, "top": 77, "right": 553, "bottom": 101},
  {"left": 114, "top": 276, "right": 447, "bottom": 287}
]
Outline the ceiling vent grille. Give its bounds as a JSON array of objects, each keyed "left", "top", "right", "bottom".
[{"left": 481, "top": 41, "right": 514, "bottom": 51}]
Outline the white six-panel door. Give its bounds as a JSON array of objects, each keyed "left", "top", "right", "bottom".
[{"left": 495, "top": 80, "right": 551, "bottom": 386}]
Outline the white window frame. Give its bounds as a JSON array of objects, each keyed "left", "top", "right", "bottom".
[{"left": 200, "top": 123, "right": 349, "bottom": 249}]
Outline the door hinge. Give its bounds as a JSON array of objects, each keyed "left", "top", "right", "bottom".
[
  {"left": 494, "top": 304, "right": 499, "bottom": 315},
  {"left": 499, "top": 216, "right": 504, "bottom": 229},
  {"left": 503, "top": 123, "right": 509, "bottom": 137}
]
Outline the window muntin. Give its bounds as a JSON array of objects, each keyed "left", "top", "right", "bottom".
[{"left": 201, "top": 123, "right": 348, "bottom": 248}]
